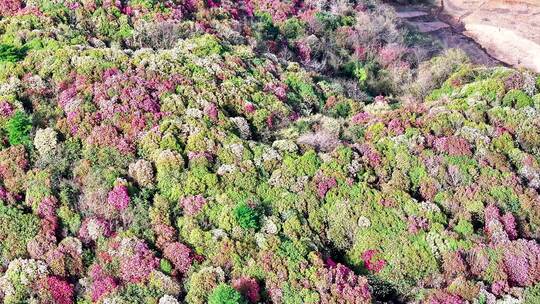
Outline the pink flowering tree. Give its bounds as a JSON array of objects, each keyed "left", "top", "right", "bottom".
[
  {"left": 316, "top": 176, "right": 337, "bottom": 198},
  {"left": 317, "top": 262, "right": 372, "bottom": 303},
  {"left": 118, "top": 239, "right": 159, "bottom": 283},
  {"left": 180, "top": 195, "right": 207, "bottom": 216},
  {"left": 361, "top": 249, "right": 386, "bottom": 273},
  {"left": 232, "top": 277, "right": 261, "bottom": 303},
  {"left": 163, "top": 242, "right": 197, "bottom": 275},
  {"left": 0, "top": 0, "right": 22, "bottom": 16}
]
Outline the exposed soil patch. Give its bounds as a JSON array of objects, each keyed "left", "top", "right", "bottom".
[
  {"left": 390, "top": 3, "right": 502, "bottom": 67},
  {"left": 436, "top": 0, "right": 540, "bottom": 72}
]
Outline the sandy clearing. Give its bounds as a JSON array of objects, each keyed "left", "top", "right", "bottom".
[{"left": 464, "top": 23, "right": 540, "bottom": 72}]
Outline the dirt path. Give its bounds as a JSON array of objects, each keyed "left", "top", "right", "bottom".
[{"left": 390, "top": 1, "right": 540, "bottom": 72}]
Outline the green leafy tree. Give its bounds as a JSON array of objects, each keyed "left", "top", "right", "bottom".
[
  {"left": 0, "top": 44, "right": 26, "bottom": 62},
  {"left": 5, "top": 111, "right": 32, "bottom": 146},
  {"left": 0, "top": 203, "right": 40, "bottom": 260},
  {"left": 233, "top": 202, "right": 261, "bottom": 230},
  {"left": 524, "top": 283, "right": 540, "bottom": 304},
  {"left": 208, "top": 283, "right": 247, "bottom": 304}
]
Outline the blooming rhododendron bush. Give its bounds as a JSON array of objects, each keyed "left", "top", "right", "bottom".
[{"left": 1, "top": 0, "right": 540, "bottom": 303}]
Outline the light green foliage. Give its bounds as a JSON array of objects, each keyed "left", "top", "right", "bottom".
[
  {"left": 182, "top": 165, "right": 219, "bottom": 196},
  {"left": 489, "top": 186, "right": 520, "bottom": 213},
  {"left": 285, "top": 71, "right": 320, "bottom": 110},
  {"left": 524, "top": 283, "right": 540, "bottom": 304},
  {"left": 283, "top": 150, "right": 320, "bottom": 178},
  {"left": 426, "top": 84, "right": 453, "bottom": 101},
  {"left": 343, "top": 61, "right": 368, "bottom": 89},
  {"left": 192, "top": 34, "right": 224, "bottom": 57},
  {"left": 116, "top": 283, "right": 162, "bottom": 303},
  {"left": 0, "top": 203, "right": 40, "bottom": 260},
  {"left": 454, "top": 219, "right": 474, "bottom": 237},
  {"left": 160, "top": 258, "right": 173, "bottom": 274},
  {"left": 502, "top": 89, "right": 533, "bottom": 108},
  {"left": 25, "top": 169, "right": 52, "bottom": 211},
  {"left": 460, "top": 78, "right": 505, "bottom": 103},
  {"left": 445, "top": 155, "right": 478, "bottom": 185},
  {"left": 156, "top": 150, "right": 185, "bottom": 201},
  {"left": 409, "top": 164, "right": 428, "bottom": 191},
  {"left": 208, "top": 283, "right": 247, "bottom": 304},
  {"left": 57, "top": 204, "right": 82, "bottom": 235},
  {"left": 491, "top": 132, "right": 515, "bottom": 153},
  {"left": 83, "top": 145, "right": 133, "bottom": 170}
]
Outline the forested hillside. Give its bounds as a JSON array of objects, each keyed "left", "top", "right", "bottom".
[{"left": 1, "top": 1, "right": 540, "bottom": 303}]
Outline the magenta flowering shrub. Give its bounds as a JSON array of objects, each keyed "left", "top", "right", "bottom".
[
  {"left": 426, "top": 291, "right": 464, "bottom": 304},
  {"left": 251, "top": 0, "right": 301, "bottom": 22},
  {"left": 107, "top": 184, "right": 130, "bottom": 211},
  {"left": 501, "top": 240, "right": 540, "bottom": 287},
  {"left": 118, "top": 239, "right": 159, "bottom": 283},
  {"left": 316, "top": 261, "right": 372, "bottom": 303},
  {"left": 46, "top": 276, "right": 74, "bottom": 304},
  {"left": 361, "top": 249, "right": 386, "bottom": 273},
  {"left": 316, "top": 175, "right": 337, "bottom": 198},
  {"left": 0, "top": 0, "right": 22, "bottom": 16},
  {"left": 88, "top": 264, "right": 118, "bottom": 302},
  {"left": 484, "top": 204, "right": 517, "bottom": 243},
  {"left": 433, "top": 136, "right": 472, "bottom": 157},
  {"left": 180, "top": 194, "right": 207, "bottom": 216}
]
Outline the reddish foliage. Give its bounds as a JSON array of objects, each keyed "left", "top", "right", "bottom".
[
  {"left": 163, "top": 242, "right": 196, "bottom": 275},
  {"left": 47, "top": 276, "right": 74, "bottom": 304},
  {"left": 317, "top": 262, "right": 371, "bottom": 303},
  {"left": 433, "top": 136, "right": 472, "bottom": 157},
  {"left": 119, "top": 240, "right": 159, "bottom": 283},
  {"left": 317, "top": 176, "right": 337, "bottom": 198},
  {"left": 361, "top": 249, "right": 386, "bottom": 273}
]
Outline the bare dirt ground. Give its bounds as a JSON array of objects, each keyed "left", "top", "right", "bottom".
[{"left": 438, "top": 0, "right": 540, "bottom": 72}]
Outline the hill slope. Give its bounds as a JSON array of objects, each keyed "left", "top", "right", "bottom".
[{"left": 0, "top": 1, "right": 540, "bottom": 303}]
